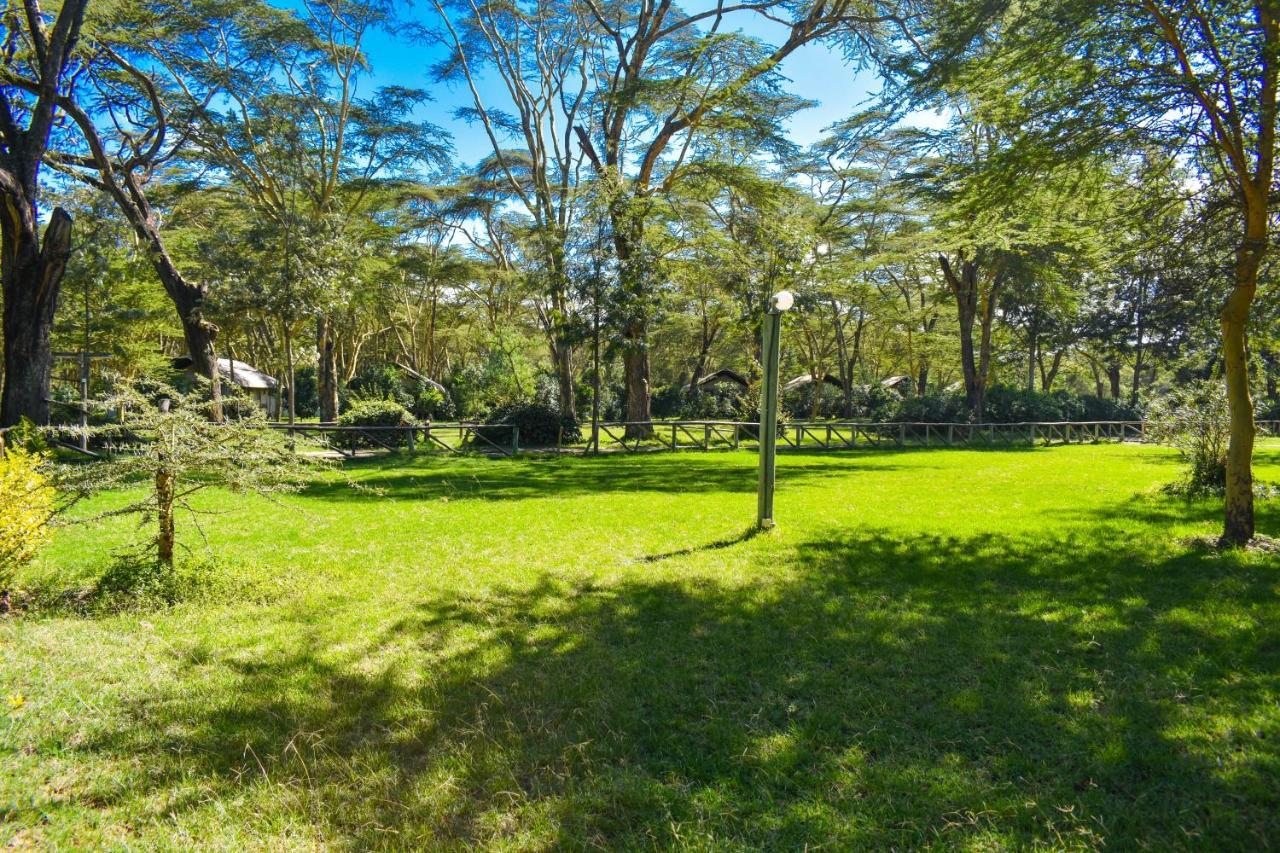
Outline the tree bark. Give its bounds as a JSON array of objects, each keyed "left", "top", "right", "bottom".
[
  {"left": 613, "top": 215, "right": 653, "bottom": 438},
  {"left": 940, "top": 253, "right": 996, "bottom": 420},
  {"left": 554, "top": 341, "right": 576, "bottom": 420},
  {"left": 1, "top": 208, "right": 72, "bottom": 426},
  {"left": 317, "top": 316, "right": 339, "bottom": 422},
  {"left": 0, "top": 0, "right": 89, "bottom": 426},
  {"left": 156, "top": 467, "right": 176, "bottom": 566},
  {"left": 1220, "top": 214, "right": 1265, "bottom": 546}
]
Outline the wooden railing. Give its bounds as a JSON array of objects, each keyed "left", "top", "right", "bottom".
[{"left": 12, "top": 419, "right": 1280, "bottom": 458}]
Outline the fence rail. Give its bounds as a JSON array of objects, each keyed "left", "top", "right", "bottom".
[
  {"left": 262, "top": 418, "right": 1280, "bottom": 455},
  {"left": 9, "top": 419, "right": 1280, "bottom": 458}
]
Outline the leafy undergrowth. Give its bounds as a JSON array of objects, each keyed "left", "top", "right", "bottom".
[{"left": 3, "top": 443, "right": 1279, "bottom": 849}]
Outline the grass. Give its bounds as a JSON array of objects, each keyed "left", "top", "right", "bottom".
[{"left": 3, "top": 442, "right": 1280, "bottom": 849}]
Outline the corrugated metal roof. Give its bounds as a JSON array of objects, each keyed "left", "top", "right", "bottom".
[{"left": 217, "top": 358, "right": 277, "bottom": 390}]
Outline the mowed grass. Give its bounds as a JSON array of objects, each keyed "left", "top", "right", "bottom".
[{"left": 3, "top": 442, "right": 1280, "bottom": 849}]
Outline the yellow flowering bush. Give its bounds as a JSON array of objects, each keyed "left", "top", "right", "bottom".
[{"left": 0, "top": 446, "right": 53, "bottom": 587}]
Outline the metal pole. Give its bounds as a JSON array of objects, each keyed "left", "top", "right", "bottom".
[{"left": 758, "top": 309, "right": 782, "bottom": 530}]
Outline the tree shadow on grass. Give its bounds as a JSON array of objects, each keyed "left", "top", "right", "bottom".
[
  {"left": 47, "top": 525, "right": 1280, "bottom": 848},
  {"left": 295, "top": 450, "right": 928, "bottom": 503}
]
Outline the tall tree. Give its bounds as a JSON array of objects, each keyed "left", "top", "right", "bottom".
[
  {"left": 0, "top": 0, "right": 89, "bottom": 425},
  {"left": 916, "top": 0, "right": 1278, "bottom": 542},
  {"left": 427, "top": 0, "right": 596, "bottom": 418},
  {"left": 574, "top": 0, "right": 909, "bottom": 435}
]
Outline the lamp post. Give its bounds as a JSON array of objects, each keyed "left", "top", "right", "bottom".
[{"left": 758, "top": 289, "right": 794, "bottom": 530}]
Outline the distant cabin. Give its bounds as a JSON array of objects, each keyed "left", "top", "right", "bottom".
[{"left": 218, "top": 358, "right": 279, "bottom": 416}]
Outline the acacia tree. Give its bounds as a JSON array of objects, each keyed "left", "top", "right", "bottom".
[
  {"left": 27, "top": 0, "right": 307, "bottom": 421},
  {"left": 176, "top": 0, "right": 446, "bottom": 421},
  {"left": 0, "top": 0, "right": 89, "bottom": 426},
  {"left": 919, "top": 0, "right": 1278, "bottom": 542},
  {"left": 427, "top": 0, "right": 597, "bottom": 418},
  {"left": 572, "top": 0, "right": 911, "bottom": 435}
]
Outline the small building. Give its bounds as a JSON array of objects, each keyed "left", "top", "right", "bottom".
[
  {"left": 217, "top": 358, "right": 279, "bottom": 417},
  {"left": 783, "top": 373, "right": 844, "bottom": 393},
  {"left": 697, "top": 367, "right": 750, "bottom": 390},
  {"left": 880, "top": 375, "right": 914, "bottom": 396}
]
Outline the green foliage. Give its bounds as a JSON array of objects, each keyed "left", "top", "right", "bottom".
[
  {"left": 1146, "top": 380, "right": 1230, "bottom": 496},
  {"left": 477, "top": 403, "right": 581, "bottom": 447},
  {"left": 447, "top": 338, "right": 538, "bottom": 419},
  {"left": 57, "top": 382, "right": 316, "bottom": 566},
  {"left": 346, "top": 364, "right": 456, "bottom": 421},
  {"left": 893, "top": 387, "right": 1141, "bottom": 424},
  {"left": 651, "top": 383, "right": 744, "bottom": 420},
  {"left": 894, "top": 391, "right": 972, "bottom": 424},
  {"left": 337, "top": 398, "right": 418, "bottom": 449},
  {"left": 3, "top": 418, "right": 49, "bottom": 455},
  {"left": 337, "top": 399, "right": 417, "bottom": 429},
  {"left": 0, "top": 443, "right": 53, "bottom": 591}
]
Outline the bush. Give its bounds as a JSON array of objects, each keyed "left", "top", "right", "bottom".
[
  {"left": 890, "top": 386, "right": 1142, "bottom": 424},
  {"left": 651, "top": 383, "right": 744, "bottom": 420},
  {"left": 1146, "top": 380, "right": 1229, "bottom": 495},
  {"left": 337, "top": 398, "right": 418, "bottom": 449},
  {"left": 293, "top": 366, "right": 319, "bottom": 418},
  {"left": 219, "top": 388, "right": 261, "bottom": 421},
  {"left": 344, "top": 363, "right": 455, "bottom": 421},
  {"left": 337, "top": 398, "right": 416, "bottom": 428},
  {"left": 893, "top": 391, "right": 970, "bottom": 423},
  {"left": 475, "top": 402, "right": 581, "bottom": 448},
  {"left": 782, "top": 381, "right": 844, "bottom": 420},
  {"left": 0, "top": 443, "right": 53, "bottom": 595}
]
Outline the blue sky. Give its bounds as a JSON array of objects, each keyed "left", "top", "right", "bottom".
[{"left": 339, "top": 2, "right": 892, "bottom": 167}]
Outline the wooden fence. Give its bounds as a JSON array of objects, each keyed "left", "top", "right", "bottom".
[
  {"left": 269, "top": 418, "right": 1280, "bottom": 455},
  {"left": 11, "top": 419, "right": 1280, "bottom": 458}
]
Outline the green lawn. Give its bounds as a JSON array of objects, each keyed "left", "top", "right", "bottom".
[{"left": 4, "top": 443, "right": 1280, "bottom": 849}]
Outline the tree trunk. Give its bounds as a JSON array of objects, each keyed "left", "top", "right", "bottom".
[
  {"left": 156, "top": 467, "right": 176, "bottom": 566},
  {"left": 939, "top": 253, "right": 989, "bottom": 421},
  {"left": 1220, "top": 212, "right": 1265, "bottom": 546},
  {"left": 1039, "top": 350, "right": 1063, "bottom": 391},
  {"left": 317, "top": 316, "right": 339, "bottom": 422},
  {"left": 554, "top": 342, "right": 576, "bottom": 420},
  {"left": 1, "top": 208, "right": 72, "bottom": 426},
  {"left": 688, "top": 318, "right": 718, "bottom": 397},
  {"left": 613, "top": 215, "right": 652, "bottom": 439},
  {"left": 1107, "top": 363, "right": 1122, "bottom": 400},
  {"left": 1027, "top": 329, "right": 1038, "bottom": 392},
  {"left": 622, "top": 335, "right": 652, "bottom": 438},
  {"left": 284, "top": 323, "right": 296, "bottom": 427}
]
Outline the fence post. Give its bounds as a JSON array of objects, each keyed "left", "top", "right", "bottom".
[
  {"left": 733, "top": 423, "right": 740, "bottom": 449},
  {"left": 407, "top": 426, "right": 416, "bottom": 453},
  {"left": 511, "top": 426, "right": 519, "bottom": 456},
  {"left": 947, "top": 423, "right": 954, "bottom": 446}
]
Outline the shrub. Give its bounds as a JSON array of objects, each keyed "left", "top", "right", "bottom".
[
  {"left": 652, "top": 383, "right": 744, "bottom": 420},
  {"left": 344, "top": 363, "right": 456, "bottom": 421},
  {"left": 476, "top": 402, "right": 581, "bottom": 448},
  {"left": 782, "top": 381, "right": 844, "bottom": 420},
  {"left": 0, "top": 443, "right": 53, "bottom": 595},
  {"left": 337, "top": 398, "right": 416, "bottom": 428},
  {"left": 889, "top": 386, "right": 1142, "bottom": 424},
  {"left": 293, "top": 366, "right": 319, "bottom": 418},
  {"left": 850, "top": 384, "right": 901, "bottom": 421},
  {"left": 412, "top": 385, "right": 457, "bottom": 421},
  {"left": 337, "top": 398, "right": 418, "bottom": 449},
  {"left": 1146, "top": 380, "right": 1229, "bottom": 495},
  {"left": 893, "top": 391, "right": 970, "bottom": 423},
  {"left": 219, "top": 388, "right": 261, "bottom": 421}
]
